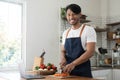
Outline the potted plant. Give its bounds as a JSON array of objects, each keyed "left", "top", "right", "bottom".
[{"left": 61, "top": 8, "right": 66, "bottom": 20}]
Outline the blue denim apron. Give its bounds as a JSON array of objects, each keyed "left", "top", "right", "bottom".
[{"left": 64, "top": 24, "right": 92, "bottom": 78}]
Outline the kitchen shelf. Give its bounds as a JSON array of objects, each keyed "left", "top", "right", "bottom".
[
  {"left": 80, "top": 19, "right": 91, "bottom": 23},
  {"left": 99, "top": 64, "right": 112, "bottom": 67},
  {"left": 94, "top": 21, "right": 120, "bottom": 67},
  {"left": 106, "top": 23, "right": 120, "bottom": 43},
  {"left": 107, "top": 38, "right": 120, "bottom": 40},
  {"left": 62, "top": 17, "right": 91, "bottom": 23},
  {"left": 106, "top": 22, "right": 120, "bottom": 26},
  {"left": 61, "top": 14, "right": 91, "bottom": 23},
  {"left": 95, "top": 28, "right": 108, "bottom": 32},
  {"left": 106, "top": 21, "right": 120, "bottom": 67}
]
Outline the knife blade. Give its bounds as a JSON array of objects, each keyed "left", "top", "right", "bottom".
[
  {"left": 59, "top": 68, "right": 62, "bottom": 73},
  {"left": 59, "top": 66, "right": 65, "bottom": 73}
]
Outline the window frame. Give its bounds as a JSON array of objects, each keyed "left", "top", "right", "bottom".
[{"left": 0, "top": 0, "right": 26, "bottom": 71}]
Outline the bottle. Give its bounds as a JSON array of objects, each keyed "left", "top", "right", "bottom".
[
  {"left": 113, "top": 33, "right": 116, "bottom": 39},
  {"left": 118, "top": 45, "right": 120, "bottom": 51}
]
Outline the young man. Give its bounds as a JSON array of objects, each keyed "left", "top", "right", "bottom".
[{"left": 60, "top": 4, "right": 96, "bottom": 77}]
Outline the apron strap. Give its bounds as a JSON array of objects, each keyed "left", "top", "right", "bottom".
[
  {"left": 66, "top": 28, "right": 71, "bottom": 38},
  {"left": 66, "top": 24, "right": 86, "bottom": 38},
  {"left": 79, "top": 24, "right": 86, "bottom": 37}
]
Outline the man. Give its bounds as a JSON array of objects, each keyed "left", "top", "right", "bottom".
[{"left": 60, "top": 4, "right": 96, "bottom": 78}]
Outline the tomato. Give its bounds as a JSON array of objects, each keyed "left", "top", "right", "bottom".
[
  {"left": 40, "top": 64, "right": 46, "bottom": 69},
  {"left": 52, "top": 66, "right": 57, "bottom": 70},
  {"left": 47, "top": 66, "right": 51, "bottom": 70}
]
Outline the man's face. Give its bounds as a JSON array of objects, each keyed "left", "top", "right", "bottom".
[{"left": 66, "top": 9, "right": 81, "bottom": 25}]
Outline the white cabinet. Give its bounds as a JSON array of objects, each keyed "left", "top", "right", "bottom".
[
  {"left": 113, "top": 69, "right": 120, "bottom": 80},
  {"left": 92, "top": 69, "right": 112, "bottom": 80}
]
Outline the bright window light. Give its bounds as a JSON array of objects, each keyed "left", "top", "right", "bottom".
[{"left": 0, "top": 1, "right": 23, "bottom": 69}]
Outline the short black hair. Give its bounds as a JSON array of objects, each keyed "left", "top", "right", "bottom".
[{"left": 65, "top": 4, "right": 81, "bottom": 14}]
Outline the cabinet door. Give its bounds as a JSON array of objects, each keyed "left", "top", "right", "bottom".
[
  {"left": 92, "top": 70, "right": 106, "bottom": 79},
  {"left": 106, "top": 70, "right": 112, "bottom": 80},
  {"left": 92, "top": 69, "right": 112, "bottom": 80},
  {"left": 113, "top": 69, "right": 120, "bottom": 80},
  {"left": 92, "top": 70, "right": 99, "bottom": 78}
]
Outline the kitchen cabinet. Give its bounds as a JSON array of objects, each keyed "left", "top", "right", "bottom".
[
  {"left": 92, "top": 69, "right": 112, "bottom": 80},
  {"left": 95, "top": 28, "right": 108, "bottom": 32},
  {"left": 113, "top": 69, "right": 120, "bottom": 80}
]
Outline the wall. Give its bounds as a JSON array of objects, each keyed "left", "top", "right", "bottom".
[
  {"left": 108, "top": 0, "right": 120, "bottom": 23},
  {"left": 26, "top": 0, "right": 60, "bottom": 70},
  {"left": 98, "top": 0, "right": 109, "bottom": 48}
]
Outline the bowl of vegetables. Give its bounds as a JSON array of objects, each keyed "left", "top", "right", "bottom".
[{"left": 34, "top": 63, "right": 57, "bottom": 75}]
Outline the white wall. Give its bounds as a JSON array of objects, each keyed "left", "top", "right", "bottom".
[
  {"left": 109, "top": 0, "right": 120, "bottom": 16},
  {"left": 26, "top": 0, "right": 60, "bottom": 70},
  {"left": 108, "top": 0, "right": 120, "bottom": 23},
  {"left": 100, "top": 0, "right": 109, "bottom": 27}
]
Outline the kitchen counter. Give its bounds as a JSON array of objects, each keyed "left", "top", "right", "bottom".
[
  {"left": 91, "top": 66, "right": 112, "bottom": 71},
  {"left": 91, "top": 66, "right": 120, "bottom": 71},
  {"left": 0, "top": 71, "right": 97, "bottom": 80},
  {"left": 2, "top": 67, "right": 120, "bottom": 80},
  {"left": 21, "top": 75, "right": 97, "bottom": 80}
]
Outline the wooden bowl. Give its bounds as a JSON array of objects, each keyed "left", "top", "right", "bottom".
[{"left": 34, "top": 70, "right": 57, "bottom": 75}]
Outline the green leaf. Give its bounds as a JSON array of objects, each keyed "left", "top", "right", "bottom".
[
  {"left": 47, "top": 63, "right": 52, "bottom": 67},
  {"left": 35, "top": 66, "right": 40, "bottom": 70}
]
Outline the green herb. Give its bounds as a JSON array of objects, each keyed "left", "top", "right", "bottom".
[{"left": 35, "top": 66, "right": 40, "bottom": 70}]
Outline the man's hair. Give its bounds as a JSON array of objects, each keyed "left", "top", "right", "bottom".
[{"left": 65, "top": 4, "right": 81, "bottom": 14}]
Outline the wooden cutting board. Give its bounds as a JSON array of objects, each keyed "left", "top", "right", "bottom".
[
  {"left": 47, "top": 75, "right": 97, "bottom": 80},
  {"left": 50, "top": 75, "right": 74, "bottom": 79}
]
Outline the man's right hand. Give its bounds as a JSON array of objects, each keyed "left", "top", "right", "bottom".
[{"left": 59, "top": 57, "right": 67, "bottom": 69}]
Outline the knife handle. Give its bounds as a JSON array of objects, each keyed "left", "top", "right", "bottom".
[
  {"left": 40, "top": 51, "right": 45, "bottom": 58},
  {"left": 40, "top": 49, "right": 46, "bottom": 58}
]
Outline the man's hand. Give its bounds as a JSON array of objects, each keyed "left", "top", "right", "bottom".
[
  {"left": 59, "top": 57, "right": 67, "bottom": 69},
  {"left": 62, "top": 63, "right": 75, "bottom": 73}
]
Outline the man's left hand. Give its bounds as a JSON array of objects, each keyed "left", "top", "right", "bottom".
[{"left": 63, "top": 63, "right": 75, "bottom": 73}]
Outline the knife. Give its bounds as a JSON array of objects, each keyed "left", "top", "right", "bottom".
[
  {"left": 40, "top": 49, "right": 46, "bottom": 58},
  {"left": 59, "top": 66, "right": 65, "bottom": 73}
]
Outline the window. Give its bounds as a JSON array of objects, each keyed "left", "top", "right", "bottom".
[{"left": 0, "top": 1, "right": 25, "bottom": 70}]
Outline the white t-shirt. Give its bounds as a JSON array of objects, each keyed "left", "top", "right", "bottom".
[{"left": 61, "top": 24, "right": 97, "bottom": 50}]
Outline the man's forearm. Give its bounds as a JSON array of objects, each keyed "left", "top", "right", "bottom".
[
  {"left": 72, "top": 51, "right": 94, "bottom": 66},
  {"left": 61, "top": 50, "right": 66, "bottom": 59},
  {"left": 72, "top": 42, "right": 95, "bottom": 66},
  {"left": 61, "top": 45, "right": 66, "bottom": 59}
]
